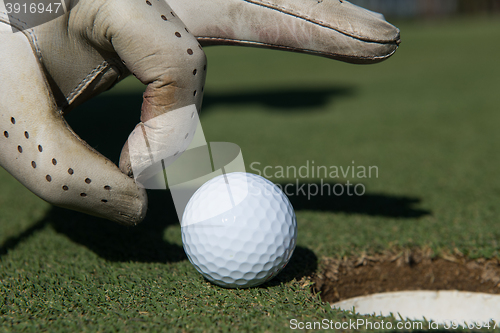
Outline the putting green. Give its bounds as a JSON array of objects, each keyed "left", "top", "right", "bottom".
[{"left": 1, "top": 16, "right": 500, "bottom": 332}]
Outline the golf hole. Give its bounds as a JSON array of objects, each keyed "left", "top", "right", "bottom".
[
  {"left": 332, "top": 290, "right": 500, "bottom": 323},
  {"left": 312, "top": 250, "right": 500, "bottom": 323}
]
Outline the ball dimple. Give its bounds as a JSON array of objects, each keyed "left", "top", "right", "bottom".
[
  {"left": 243, "top": 271, "right": 257, "bottom": 280},
  {"left": 229, "top": 239, "right": 244, "bottom": 252},
  {"left": 280, "top": 223, "right": 290, "bottom": 235},
  {"left": 259, "top": 252, "right": 272, "bottom": 265},
  {"left": 212, "top": 252, "right": 225, "bottom": 265},
  {"left": 251, "top": 263, "right": 264, "bottom": 273},
  {"left": 202, "top": 251, "right": 215, "bottom": 263},
  {"left": 263, "top": 261, "right": 274, "bottom": 271},
  {"left": 190, "top": 253, "right": 203, "bottom": 267},
  {"left": 270, "top": 220, "right": 281, "bottom": 234},
  {"left": 264, "top": 231, "right": 275, "bottom": 245},
  {"left": 226, "top": 260, "right": 239, "bottom": 271},
  {"left": 265, "top": 208, "right": 277, "bottom": 221},
  {"left": 218, "top": 267, "right": 230, "bottom": 277},
  {"left": 276, "top": 244, "right": 285, "bottom": 256},
  {"left": 221, "top": 276, "right": 235, "bottom": 284},
  {"left": 234, "top": 278, "right": 248, "bottom": 286},
  {"left": 255, "top": 270, "right": 268, "bottom": 279},
  {"left": 238, "top": 262, "right": 252, "bottom": 272}
]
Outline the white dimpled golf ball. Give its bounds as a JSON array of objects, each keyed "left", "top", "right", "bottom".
[{"left": 181, "top": 172, "right": 297, "bottom": 288}]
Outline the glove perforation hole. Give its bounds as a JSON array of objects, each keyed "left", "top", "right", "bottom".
[
  {"left": 80, "top": 193, "right": 87, "bottom": 197},
  {"left": 85, "top": 178, "right": 92, "bottom": 184},
  {"left": 161, "top": 15, "right": 167, "bottom": 21},
  {"left": 38, "top": 145, "right": 43, "bottom": 152},
  {"left": 24, "top": 131, "right": 29, "bottom": 139},
  {"left": 52, "top": 158, "right": 57, "bottom": 165},
  {"left": 46, "top": 175, "right": 52, "bottom": 182},
  {"left": 68, "top": 168, "right": 74, "bottom": 175},
  {"left": 62, "top": 185, "right": 69, "bottom": 191},
  {"left": 175, "top": 32, "right": 181, "bottom": 38},
  {"left": 104, "top": 185, "right": 112, "bottom": 191},
  {"left": 146, "top": 0, "right": 151, "bottom": 5},
  {"left": 10, "top": 117, "right": 15, "bottom": 124},
  {"left": 31, "top": 161, "right": 36, "bottom": 168},
  {"left": 193, "top": 69, "right": 197, "bottom": 75},
  {"left": 193, "top": 90, "right": 197, "bottom": 97},
  {"left": 3, "top": 131, "right": 8, "bottom": 138},
  {"left": 171, "top": 11, "right": 175, "bottom": 17},
  {"left": 101, "top": 199, "right": 108, "bottom": 203},
  {"left": 185, "top": 28, "right": 189, "bottom": 33},
  {"left": 18, "top": 146, "right": 23, "bottom": 153},
  {"left": 187, "top": 48, "right": 193, "bottom": 55}
]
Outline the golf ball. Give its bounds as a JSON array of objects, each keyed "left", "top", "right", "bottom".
[{"left": 181, "top": 172, "right": 297, "bottom": 288}]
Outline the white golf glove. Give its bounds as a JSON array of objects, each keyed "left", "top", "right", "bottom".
[{"left": 0, "top": 0, "right": 399, "bottom": 225}]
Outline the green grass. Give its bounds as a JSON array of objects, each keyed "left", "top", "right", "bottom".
[{"left": 2, "top": 16, "right": 500, "bottom": 332}]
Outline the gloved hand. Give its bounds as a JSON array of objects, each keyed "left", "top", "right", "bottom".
[{"left": 0, "top": 0, "right": 400, "bottom": 225}]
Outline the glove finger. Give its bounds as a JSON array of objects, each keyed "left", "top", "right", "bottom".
[
  {"left": 85, "top": 0, "right": 207, "bottom": 176},
  {"left": 0, "top": 30, "right": 147, "bottom": 225},
  {"left": 168, "top": 0, "right": 400, "bottom": 64}
]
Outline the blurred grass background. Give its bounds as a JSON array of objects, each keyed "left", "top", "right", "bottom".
[{"left": 1, "top": 16, "right": 500, "bottom": 332}]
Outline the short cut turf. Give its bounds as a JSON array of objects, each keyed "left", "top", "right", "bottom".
[{"left": 1, "top": 17, "right": 500, "bottom": 332}]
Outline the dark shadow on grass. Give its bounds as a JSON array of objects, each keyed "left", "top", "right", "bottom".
[
  {"left": 262, "top": 246, "right": 318, "bottom": 287},
  {"left": 2, "top": 87, "right": 425, "bottom": 264},
  {"left": 0, "top": 182, "right": 429, "bottom": 261},
  {"left": 65, "top": 86, "right": 354, "bottom": 163},
  {"left": 0, "top": 190, "right": 185, "bottom": 263},
  {"left": 65, "top": 92, "right": 142, "bottom": 165},
  {"left": 202, "top": 86, "right": 355, "bottom": 111},
  {"left": 46, "top": 182, "right": 428, "bottom": 263},
  {"left": 49, "top": 189, "right": 186, "bottom": 263},
  {"left": 276, "top": 181, "right": 431, "bottom": 218},
  {"left": 0, "top": 180, "right": 429, "bottom": 263},
  {"left": 0, "top": 218, "right": 49, "bottom": 257}
]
